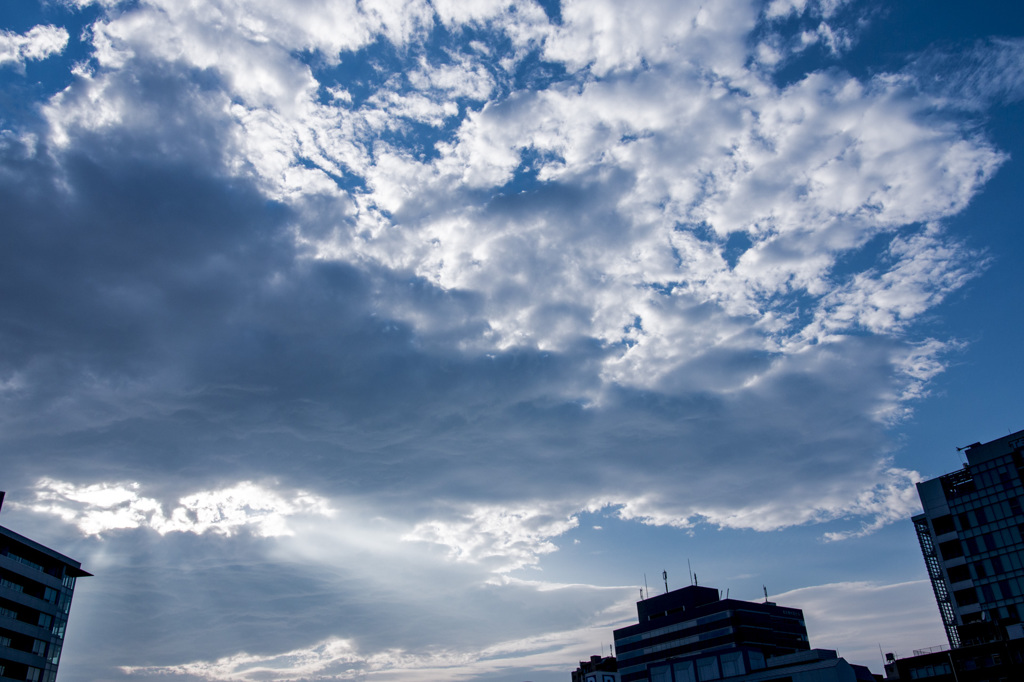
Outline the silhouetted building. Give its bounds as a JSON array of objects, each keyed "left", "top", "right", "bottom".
[
  {"left": 883, "top": 639, "right": 1024, "bottom": 680},
  {"left": 572, "top": 654, "right": 620, "bottom": 682},
  {"left": 0, "top": 492, "right": 91, "bottom": 682},
  {"left": 913, "top": 429, "right": 1024, "bottom": 648},
  {"left": 612, "top": 584, "right": 811, "bottom": 682},
  {"left": 647, "top": 648, "right": 877, "bottom": 682}
]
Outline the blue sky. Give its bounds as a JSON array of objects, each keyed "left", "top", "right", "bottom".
[{"left": 1, "top": 0, "right": 1022, "bottom": 679}]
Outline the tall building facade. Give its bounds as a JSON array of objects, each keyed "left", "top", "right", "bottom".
[
  {"left": 0, "top": 493, "right": 91, "bottom": 682},
  {"left": 612, "top": 584, "right": 810, "bottom": 682},
  {"left": 914, "top": 429, "right": 1024, "bottom": 649}
]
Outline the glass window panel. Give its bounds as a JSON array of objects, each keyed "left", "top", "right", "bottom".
[
  {"left": 650, "top": 665, "right": 671, "bottom": 682},
  {"left": 697, "top": 657, "right": 720, "bottom": 681},
  {"left": 673, "top": 661, "right": 697, "bottom": 682},
  {"left": 720, "top": 652, "right": 744, "bottom": 676}
]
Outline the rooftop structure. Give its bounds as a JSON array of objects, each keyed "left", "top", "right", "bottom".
[
  {"left": 612, "top": 584, "right": 809, "bottom": 682},
  {"left": 572, "top": 654, "right": 620, "bottom": 682}
]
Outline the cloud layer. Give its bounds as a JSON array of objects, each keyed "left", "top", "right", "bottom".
[{"left": 0, "top": 0, "right": 1018, "bottom": 679}]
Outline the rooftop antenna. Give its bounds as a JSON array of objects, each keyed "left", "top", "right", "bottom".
[
  {"left": 763, "top": 585, "right": 768, "bottom": 603},
  {"left": 644, "top": 573, "right": 649, "bottom": 600},
  {"left": 726, "top": 588, "right": 729, "bottom": 599},
  {"left": 694, "top": 573, "right": 698, "bottom": 586},
  {"left": 663, "top": 570, "right": 668, "bottom": 594},
  {"left": 687, "top": 558, "right": 694, "bottom": 586}
]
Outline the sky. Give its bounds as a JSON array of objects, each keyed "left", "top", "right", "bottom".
[{"left": 0, "top": 0, "right": 1022, "bottom": 680}]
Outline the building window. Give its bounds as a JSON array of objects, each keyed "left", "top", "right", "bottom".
[
  {"left": 696, "top": 657, "right": 720, "bottom": 681},
  {"left": 0, "top": 577, "right": 23, "bottom": 593},
  {"left": 673, "top": 661, "right": 696, "bottom": 682},
  {"left": 980, "top": 583, "right": 997, "bottom": 601},
  {"left": 747, "top": 651, "right": 765, "bottom": 670},
  {"left": 650, "top": 664, "right": 671, "bottom": 682},
  {"left": 939, "top": 540, "right": 964, "bottom": 560},
  {"left": 720, "top": 652, "right": 744, "bottom": 677},
  {"left": 947, "top": 564, "right": 970, "bottom": 582},
  {"left": 933, "top": 515, "right": 956, "bottom": 534},
  {"left": 954, "top": 587, "right": 979, "bottom": 606},
  {"left": 908, "top": 662, "right": 951, "bottom": 678},
  {"left": 3, "top": 553, "right": 45, "bottom": 573}
]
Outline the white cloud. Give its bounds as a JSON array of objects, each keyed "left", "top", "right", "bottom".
[
  {"left": 403, "top": 504, "right": 581, "bottom": 572},
  {"left": 121, "top": 595, "right": 635, "bottom": 681},
  {"left": 28, "top": 0, "right": 999, "bottom": 542},
  {"left": 25, "top": 479, "right": 334, "bottom": 537},
  {"left": 774, "top": 580, "right": 948, "bottom": 669},
  {"left": 406, "top": 53, "right": 495, "bottom": 101},
  {"left": 0, "top": 25, "right": 69, "bottom": 69},
  {"left": 545, "top": 0, "right": 756, "bottom": 77},
  {"left": 806, "top": 225, "right": 988, "bottom": 339},
  {"left": 44, "top": 0, "right": 1001, "bottom": 404},
  {"left": 912, "top": 37, "right": 1024, "bottom": 110},
  {"left": 613, "top": 464, "right": 922, "bottom": 538}
]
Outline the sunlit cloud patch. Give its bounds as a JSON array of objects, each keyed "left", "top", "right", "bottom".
[{"left": 25, "top": 479, "right": 333, "bottom": 537}]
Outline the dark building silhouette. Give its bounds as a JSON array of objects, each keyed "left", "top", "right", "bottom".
[
  {"left": 612, "top": 584, "right": 811, "bottom": 682},
  {"left": 572, "top": 654, "right": 620, "bottom": 682},
  {"left": 882, "top": 639, "right": 1024, "bottom": 680},
  {"left": 0, "top": 492, "right": 91, "bottom": 682},
  {"left": 913, "top": 429, "right": 1024, "bottom": 649}
]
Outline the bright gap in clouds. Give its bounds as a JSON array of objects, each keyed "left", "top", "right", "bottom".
[
  {"left": 23, "top": 479, "right": 333, "bottom": 537},
  {"left": 1, "top": 0, "right": 1022, "bottom": 680}
]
